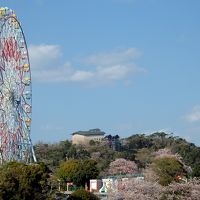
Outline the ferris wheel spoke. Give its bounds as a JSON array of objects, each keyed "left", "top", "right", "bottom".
[{"left": 3, "top": 70, "right": 13, "bottom": 91}]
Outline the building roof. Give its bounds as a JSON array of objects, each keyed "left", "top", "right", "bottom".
[{"left": 72, "top": 129, "right": 106, "bottom": 136}]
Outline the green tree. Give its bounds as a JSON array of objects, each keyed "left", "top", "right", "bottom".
[
  {"left": 34, "top": 140, "right": 73, "bottom": 171},
  {"left": 192, "top": 163, "right": 200, "bottom": 177},
  {"left": 83, "top": 159, "right": 99, "bottom": 188},
  {"left": 0, "top": 161, "right": 50, "bottom": 200},
  {"left": 57, "top": 160, "right": 82, "bottom": 184},
  {"left": 171, "top": 141, "right": 200, "bottom": 167},
  {"left": 57, "top": 159, "right": 99, "bottom": 187},
  {"left": 149, "top": 132, "right": 169, "bottom": 149},
  {"left": 152, "top": 157, "right": 186, "bottom": 186},
  {"left": 126, "top": 134, "right": 153, "bottom": 150},
  {"left": 69, "top": 189, "right": 99, "bottom": 200},
  {"left": 135, "top": 148, "right": 154, "bottom": 168}
]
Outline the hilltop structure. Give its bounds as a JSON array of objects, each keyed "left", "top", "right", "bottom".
[{"left": 72, "top": 129, "right": 105, "bottom": 145}]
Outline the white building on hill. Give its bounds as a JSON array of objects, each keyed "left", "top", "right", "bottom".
[{"left": 72, "top": 129, "right": 105, "bottom": 145}]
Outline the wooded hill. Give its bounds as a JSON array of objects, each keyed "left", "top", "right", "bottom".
[{"left": 34, "top": 132, "right": 200, "bottom": 177}]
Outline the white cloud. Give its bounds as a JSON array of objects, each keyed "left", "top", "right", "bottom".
[
  {"left": 98, "top": 63, "right": 144, "bottom": 80},
  {"left": 31, "top": 61, "right": 94, "bottom": 83},
  {"left": 28, "top": 45, "right": 145, "bottom": 85},
  {"left": 85, "top": 48, "right": 141, "bottom": 66},
  {"left": 185, "top": 105, "right": 200, "bottom": 122},
  {"left": 69, "top": 71, "right": 94, "bottom": 82},
  {"left": 29, "top": 44, "right": 62, "bottom": 69}
]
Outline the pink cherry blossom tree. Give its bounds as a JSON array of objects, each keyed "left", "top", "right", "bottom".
[
  {"left": 162, "top": 178, "right": 200, "bottom": 199},
  {"left": 108, "top": 158, "right": 138, "bottom": 175},
  {"left": 109, "top": 179, "right": 163, "bottom": 200},
  {"left": 109, "top": 178, "right": 200, "bottom": 200}
]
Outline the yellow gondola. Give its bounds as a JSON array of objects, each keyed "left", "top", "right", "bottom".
[{"left": 23, "top": 64, "right": 30, "bottom": 72}]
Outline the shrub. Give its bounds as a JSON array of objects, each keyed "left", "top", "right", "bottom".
[{"left": 69, "top": 189, "right": 99, "bottom": 200}]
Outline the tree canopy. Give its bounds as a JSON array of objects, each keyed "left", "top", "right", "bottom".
[
  {"left": 34, "top": 133, "right": 200, "bottom": 181},
  {"left": 0, "top": 162, "right": 50, "bottom": 200},
  {"left": 69, "top": 189, "right": 99, "bottom": 200},
  {"left": 152, "top": 156, "right": 186, "bottom": 186},
  {"left": 57, "top": 159, "right": 99, "bottom": 187}
]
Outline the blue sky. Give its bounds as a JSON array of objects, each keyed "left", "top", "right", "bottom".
[{"left": 2, "top": 0, "right": 200, "bottom": 145}]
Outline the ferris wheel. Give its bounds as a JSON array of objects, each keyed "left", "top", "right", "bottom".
[{"left": 0, "top": 7, "right": 36, "bottom": 163}]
